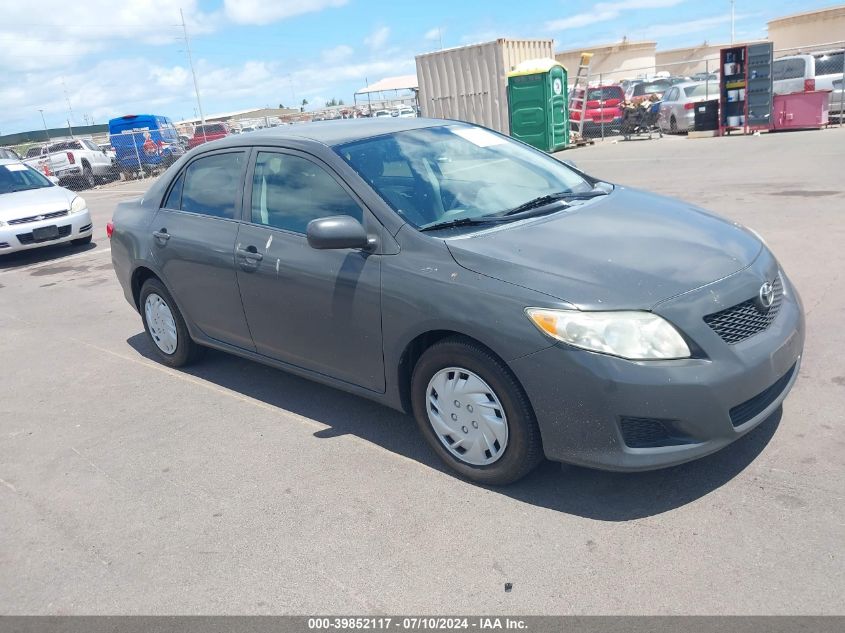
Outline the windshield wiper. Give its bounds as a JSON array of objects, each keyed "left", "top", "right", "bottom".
[
  {"left": 499, "top": 190, "right": 609, "bottom": 217},
  {"left": 419, "top": 217, "right": 498, "bottom": 232}
]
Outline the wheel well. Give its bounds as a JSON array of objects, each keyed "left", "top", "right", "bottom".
[
  {"left": 81, "top": 158, "right": 91, "bottom": 168},
  {"left": 397, "top": 330, "right": 497, "bottom": 413},
  {"left": 131, "top": 266, "right": 159, "bottom": 309}
]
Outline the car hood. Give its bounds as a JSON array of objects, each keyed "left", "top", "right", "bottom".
[
  {"left": 446, "top": 187, "right": 763, "bottom": 310},
  {"left": 0, "top": 186, "right": 75, "bottom": 222}
]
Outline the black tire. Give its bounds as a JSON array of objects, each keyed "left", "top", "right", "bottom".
[
  {"left": 79, "top": 164, "right": 95, "bottom": 189},
  {"left": 411, "top": 337, "right": 543, "bottom": 485},
  {"left": 71, "top": 235, "right": 92, "bottom": 246},
  {"left": 669, "top": 116, "right": 677, "bottom": 134},
  {"left": 139, "top": 278, "right": 204, "bottom": 368}
]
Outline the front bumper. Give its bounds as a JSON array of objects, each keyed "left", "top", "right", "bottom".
[
  {"left": 509, "top": 255, "right": 805, "bottom": 471},
  {"left": 0, "top": 210, "right": 93, "bottom": 254}
]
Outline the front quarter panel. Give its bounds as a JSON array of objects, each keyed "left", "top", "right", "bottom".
[{"left": 380, "top": 226, "right": 565, "bottom": 410}]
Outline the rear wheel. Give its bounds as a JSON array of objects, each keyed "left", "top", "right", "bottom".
[
  {"left": 670, "top": 115, "right": 678, "bottom": 134},
  {"left": 411, "top": 337, "right": 543, "bottom": 485},
  {"left": 78, "top": 164, "right": 95, "bottom": 189},
  {"left": 139, "top": 278, "right": 204, "bottom": 367}
]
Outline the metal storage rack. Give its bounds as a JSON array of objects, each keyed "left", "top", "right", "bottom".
[{"left": 719, "top": 42, "right": 774, "bottom": 135}]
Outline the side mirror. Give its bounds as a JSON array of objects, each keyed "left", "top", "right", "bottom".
[
  {"left": 306, "top": 215, "right": 370, "bottom": 250},
  {"left": 47, "top": 175, "right": 60, "bottom": 185}
]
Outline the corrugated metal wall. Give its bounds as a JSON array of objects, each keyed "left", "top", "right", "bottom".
[{"left": 415, "top": 39, "right": 555, "bottom": 133}]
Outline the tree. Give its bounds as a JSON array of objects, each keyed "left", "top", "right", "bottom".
[
  {"left": 278, "top": 103, "right": 285, "bottom": 109},
  {"left": 301, "top": 98, "right": 308, "bottom": 112}
]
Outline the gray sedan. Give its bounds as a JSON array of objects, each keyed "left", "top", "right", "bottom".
[
  {"left": 110, "top": 118, "right": 804, "bottom": 484},
  {"left": 659, "top": 82, "right": 718, "bottom": 133}
]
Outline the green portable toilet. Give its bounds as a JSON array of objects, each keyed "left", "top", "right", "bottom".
[{"left": 507, "top": 58, "right": 568, "bottom": 152}]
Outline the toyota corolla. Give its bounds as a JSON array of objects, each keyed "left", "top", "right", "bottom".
[{"left": 110, "top": 119, "right": 804, "bottom": 484}]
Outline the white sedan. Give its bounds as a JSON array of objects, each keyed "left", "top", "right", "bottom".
[{"left": 0, "top": 159, "right": 93, "bottom": 254}]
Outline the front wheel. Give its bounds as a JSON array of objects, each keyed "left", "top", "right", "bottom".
[
  {"left": 411, "top": 337, "right": 543, "bottom": 485},
  {"left": 139, "top": 278, "right": 204, "bottom": 367}
]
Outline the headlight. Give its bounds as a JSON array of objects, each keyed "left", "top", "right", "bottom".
[
  {"left": 70, "top": 196, "right": 87, "bottom": 214},
  {"left": 526, "top": 308, "right": 691, "bottom": 360}
]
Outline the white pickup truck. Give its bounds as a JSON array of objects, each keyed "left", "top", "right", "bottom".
[{"left": 23, "top": 138, "right": 115, "bottom": 188}]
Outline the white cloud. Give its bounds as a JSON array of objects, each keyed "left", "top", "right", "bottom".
[
  {"left": 223, "top": 0, "right": 347, "bottom": 26},
  {"left": 546, "top": 0, "right": 684, "bottom": 31},
  {"left": 645, "top": 13, "right": 746, "bottom": 39},
  {"left": 364, "top": 26, "right": 391, "bottom": 50},
  {"left": 322, "top": 45, "right": 354, "bottom": 64},
  {"left": 424, "top": 27, "right": 444, "bottom": 41}
]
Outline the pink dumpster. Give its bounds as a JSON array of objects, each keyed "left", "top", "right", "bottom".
[{"left": 772, "top": 90, "right": 831, "bottom": 130}]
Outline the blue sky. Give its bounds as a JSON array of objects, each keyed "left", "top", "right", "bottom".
[{"left": 0, "top": 0, "right": 840, "bottom": 135}]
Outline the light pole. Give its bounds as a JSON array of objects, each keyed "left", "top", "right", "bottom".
[
  {"left": 181, "top": 8, "right": 206, "bottom": 142},
  {"left": 730, "top": 1, "right": 735, "bottom": 44},
  {"left": 37, "top": 109, "right": 56, "bottom": 176}
]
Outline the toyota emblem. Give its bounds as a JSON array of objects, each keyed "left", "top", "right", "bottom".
[{"left": 758, "top": 281, "right": 775, "bottom": 310}]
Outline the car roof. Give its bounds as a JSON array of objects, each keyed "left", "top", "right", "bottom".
[
  {"left": 0, "top": 158, "right": 25, "bottom": 165},
  {"left": 214, "top": 117, "right": 445, "bottom": 148}
]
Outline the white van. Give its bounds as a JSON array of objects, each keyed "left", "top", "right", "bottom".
[{"left": 772, "top": 50, "right": 845, "bottom": 120}]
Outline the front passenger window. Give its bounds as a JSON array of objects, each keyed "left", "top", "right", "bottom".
[{"left": 250, "top": 152, "right": 363, "bottom": 234}]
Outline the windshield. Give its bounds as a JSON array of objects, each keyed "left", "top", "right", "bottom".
[
  {"left": 25, "top": 146, "right": 45, "bottom": 158},
  {"left": 195, "top": 124, "right": 225, "bottom": 135},
  {"left": 336, "top": 125, "right": 593, "bottom": 229},
  {"left": 0, "top": 163, "right": 53, "bottom": 194}
]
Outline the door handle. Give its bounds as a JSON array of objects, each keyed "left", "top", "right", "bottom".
[
  {"left": 237, "top": 246, "right": 263, "bottom": 262},
  {"left": 152, "top": 229, "right": 170, "bottom": 243}
]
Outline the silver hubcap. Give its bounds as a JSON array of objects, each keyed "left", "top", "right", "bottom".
[
  {"left": 144, "top": 293, "right": 178, "bottom": 355},
  {"left": 426, "top": 367, "right": 508, "bottom": 466}
]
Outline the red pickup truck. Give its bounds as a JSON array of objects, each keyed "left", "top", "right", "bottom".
[{"left": 187, "top": 122, "right": 231, "bottom": 149}]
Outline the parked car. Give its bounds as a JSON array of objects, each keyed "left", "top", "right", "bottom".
[
  {"left": 658, "top": 82, "right": 717, "bottom": 133},
  {"left": 392, "top": 106, "right": 417, "bottom": 118},
  {"left": 372, "top": 109, "right": 392, "bottom": 118},
  {"left": 110, "top": 118, "right": 804, "bottom": 485},
  {"left": 187, "top": 122, "right": 231, "bottom": 149},
  {"left": 773, "top": 50, "right": 845, "bottom": 120},
  {"left": 690, "top": 71, "right": 719, "bottom": 82},
  {"left": 0, "top": 159, "right": 93, "bottom": 254},
  {"left": 570, "top": 85, "right": 625, "bottom": 134},
  {"left": 109, "top": 114, "right": 185, "bottom": 176},
  {"left": 23, "top": 138, "right": 114, "bottom": 189},
  {"left": 0, "top": 147, "right": 22, "bottom": 161},
  {"left": 98, "top": 143, "right": 117, "bottom": 161},
  {"left": 625, "top": 78, "right": 672, "bottom": 103}
]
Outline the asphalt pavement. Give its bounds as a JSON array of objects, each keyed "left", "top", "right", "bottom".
[{"left": 1, "top": 128, "right": 843, "bottom": 614}]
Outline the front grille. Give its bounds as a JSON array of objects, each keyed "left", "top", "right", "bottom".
[
  {"left": 619, "top": 417, "right": 692, "bottom": 449},
  {"left": 730, "top": 363, "right": 797, "bottom": 427},
  {"left": 8, "top": 210, "right": 68, "bottom": 226},
  {"left": 16, "top": 225, "right": 72, "bottom": 245},
  {"left": 704, "top": 275, "right": 783, "bottom": 344}
]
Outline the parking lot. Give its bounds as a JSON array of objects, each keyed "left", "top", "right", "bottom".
[{"left": 1, "top": 128, "right": 843, "bottom": 615}]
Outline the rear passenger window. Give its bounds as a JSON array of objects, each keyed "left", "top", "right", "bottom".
[
  {"left": 163, "top": 172, "right": 184, "bottom": 209},
  {"left": 180, "top": 153, "right": 243, "bottom": 219},
  {"left": 772, "top": 58, "right": 806, "bottom": 80},
  {"left": 250, "top": 152, "right": 362, "bottom": 234}
]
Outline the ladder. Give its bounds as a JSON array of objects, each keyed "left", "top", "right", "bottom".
[{"left": 568, "top": 52, "right": 593, "bottom": 139}]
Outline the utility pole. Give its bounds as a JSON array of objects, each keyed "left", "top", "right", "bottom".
[
  {"left": 62, "top": 78, "right": 76, "bottom": 128},
  {"left": 181, "top": 8, "right": 206, "bottom": 142},
  {"left": 730, "top": 1, "right": 735, "bottom": 44},
  {"left": 37, "top": 109, "right": 57, "bottom": 176}
]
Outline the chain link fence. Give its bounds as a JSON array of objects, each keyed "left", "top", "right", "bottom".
[{"left": 570, "top": 40, "right": 844, "bottom": 142}]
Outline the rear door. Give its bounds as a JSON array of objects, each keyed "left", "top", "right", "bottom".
[
  {"left": 150, "top": 149, "right": 255, "bottom": 351},
  {"left": 234, "top": 148, "right": 385, "bottom": 391}
]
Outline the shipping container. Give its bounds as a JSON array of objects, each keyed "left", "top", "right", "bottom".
[{"left": 415, "top": 39, "right": 555, "bottom": 134}]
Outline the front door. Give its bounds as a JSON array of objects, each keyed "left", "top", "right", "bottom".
[
  {"left": 150, "top": 150, "right": 254, "bottom": 350},
  {"left": 235, "top": 149, "right": 384, "bottom": 392}
]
